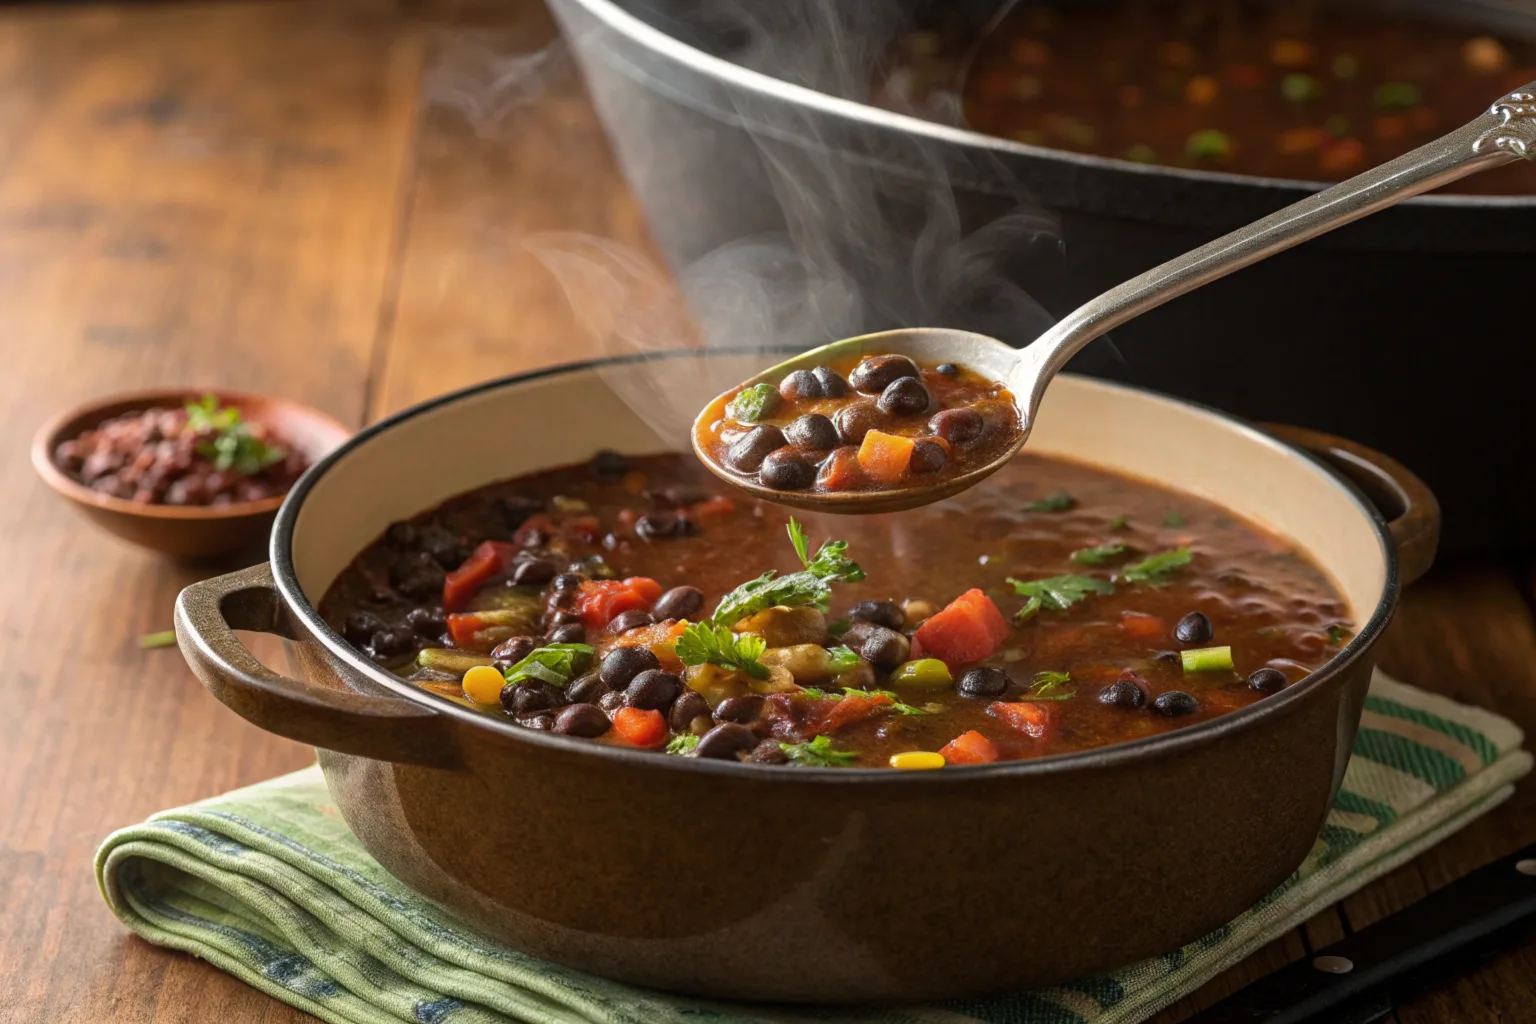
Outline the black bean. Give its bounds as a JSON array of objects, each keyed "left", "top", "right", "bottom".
[
  {"left": 668, "top": 691, "right": 711, "bottom": 732},
  {"left": 1152, "top": 691, "right": 1199, "bottom": 717},
  {"left": 726, "top": 425, "right": 786, "bottom": 473},
  {"left": 389, "top": 552, "right": 445, "bottom": 599},
  {"left": 494, "top": 635, "right": 543, "bottom": 669},
  {"left": 1174, "top": 612, "right": 1214, "bottom": 645},
  {"left": 1098, "top": 680, "right": 1147, "bottom": 709},
  {"left": 929, "top": 408, "right": 984, "bottom": 445},
  {"left": 519, "top": 713, "right": 555, "bottom": 731},
  {"left": 625, "top": 669, "right": 682, "bottom": 711},
  {"left": 598, "top": 689, "right": 627, "bottom": 713},
  {"left": 384, "top": 522, "right": 418, "bottom": 548},
  {"left": 405, "top": 606, "right": 446, "bottom": 637},
  {"left": 694, "top": 722, "right": 757, "bottom": 760},
  {"left": 551, "top": 572, "right": 584, "bottom": 594},
  {"left": 501, "top": 682, "right": 559, "bottom": 715},
  {"left": 857, "top": 626, "right": 910, "bottom": 671},
  {"left": 747, "top": 739, "right": 789, "bottom": 764},
  {"left": 590, "top": 450, "right": 631, "bottom": 478},
  {"left": 652, "top": 585, "right": 703, "bottom": 621},
  {"left": 877, "top": 377, "right": 931, "bottom": 416},
  {"left": 600, "top": 645, "right": 661, "bottom": 688},
  {"left": 851, "top": 600, "right": 904, "bottom": 630},
  {"left": 956, "top": 666, "right": 1010, "bottom": 698},
  {"left": 1153, "top": 650, "right": 1182, "bottom": 665},
  {"left": 370, "top": 627, "right": 418, "bottom": 659},
  {"left": 909, "top": 439, "right": 948, "bottom": 474},
  {"left": 547, "top": 609, "right": 583, "bottom": 629},
  {"left": 635, "top": 512, "right": 696, "bottom": 541},
  {"left": 758, "top": 448, "right": 815, "bottom": 491},
  {"left": 834, "top": 401, "right": 886, "bottom": 446},
  {"left": 495, "top": 495, "right": 543, "bottom": 532},
  {"left": 510, "top": 556, "right": 558, "bottom": 586},
  {"left": 715, "top": 694, "right": 765, "bottom": 724},
  {"left": 936, "top": 362, "right": 960, "bottom": 376},
  {"left": 608, "top": 609, "right": 654, "bottom": 634},
  {"left": 568, "top": 555, "right": 616, "bottom": 580},
  {"left": 565, "top": 673, "right": 610, "bottom": 704},
  {"left": 547, "top": 622, "right": 586, "bottom": 645},
  {"left": 850, "top": 354, "right": 920, "bottom": 394},
  {"left": 554, "top": 703, "right": 611, "bottom": 737},
  {"left": 784, "top": 413, "right": 839, "bottom": 452},
  {"left": 1248, "top": 667, "right": 1288, "bottom": 694},
  {"left": 419, "top": 526, "right": 466, "bottom": 569},
  {"left": 779, "top": 369, "right": 823, "bottom": 401},
  {"left": 343, "top": 611, "right": 386, "bottom": 645},
  {"left": 811, "top": 366, "right": 849, "bottom": 397}
]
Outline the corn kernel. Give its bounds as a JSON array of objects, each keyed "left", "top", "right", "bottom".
[
  {"left": 889, "top": 751, "right": 946, "bottom": 771},
  {"left": 462, "top": 665, "right": 507, "bottom": 706}
]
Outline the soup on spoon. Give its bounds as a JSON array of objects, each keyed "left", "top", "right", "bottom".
[{"left": 693, "top": 351, "right": 1023, "bottom": 500}]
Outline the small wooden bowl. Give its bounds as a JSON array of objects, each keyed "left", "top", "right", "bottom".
[{"left": 31, "top": 388, "right": 352, "bottom": 560}]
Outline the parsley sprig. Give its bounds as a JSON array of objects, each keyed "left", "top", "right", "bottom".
[
  {"left": 1070, "top": 543, "right": 1130, "bottom": 566},
  {"left": 500, "top": 643, "right": 594, "bottom": 687},
  {"left": 1008, "top": 573, "right": 1114, "bottom": 622},
  {"left": 675, "top": 622, "right": 768, "bottom": 679},
  {"left": 1117, "top": 547, "right": 1192, "bottom": 585},
  {"left": 185, "top": 395, "right": 285, "bottom": 476},
  {"left": 862, "top": 688, "right": 934, "bottom": 715},
  {"left": 709, "top": 518, "right": 865, "bottom": 626},
  {"left": 665, "top": 734, "right": 701, "bottom": 756},
  {"left": 780, "top": 735, "right": 858, "bottom": 767},
  {"left": 1025, "top": 490, "right": 1076, "bottom": 512}
]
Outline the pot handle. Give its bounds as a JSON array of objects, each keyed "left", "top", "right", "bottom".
[
  {"left": 175, "top": 562, "right": 461, "bottom": 769},
  {"left": 1262, "top": 423, "right": 1441, "bottom": 587}
]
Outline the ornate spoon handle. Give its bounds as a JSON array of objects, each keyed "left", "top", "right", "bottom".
[{"left": 1010, "top": 85, "right": 1536, "bottom": 422}]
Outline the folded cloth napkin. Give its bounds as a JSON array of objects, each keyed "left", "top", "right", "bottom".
[{"left": 98, "top": 672, "right": 1530, "bottom": 1024}]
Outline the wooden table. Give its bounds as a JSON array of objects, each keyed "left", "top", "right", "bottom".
[{"left": 1, "top": 2, "right": 1531, "bottom": 1021}]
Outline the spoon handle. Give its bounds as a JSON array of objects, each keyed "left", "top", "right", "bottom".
[{"left": 1011, "top": 84, "right": 1536, "bottom": 415}]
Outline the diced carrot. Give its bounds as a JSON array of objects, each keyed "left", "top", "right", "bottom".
[
  {"left": 442, "top": 540, "right": 517, "bottom": 612},
  {"left": 819, "top": 691, "right": 894, "bottom": 733},
  {"left": 610, "top": 619, "right": 687, "bottom": 671},
  {"left": 612, "top": 707, "right": 666, "bottom": 747},
  {"left": 914, "top": 589, "right": 1010, "bottom": 668},
  {"left": 1119, "top": 611, "right": 1167, "bottom": 642},
  {"left": 817, "top": 445, "right": 864, "bottom": 491},
  {"left": 856, "top": 430, "right": 916, "bottom": 485},
  {"left": 691, "top": 495, "right": 736, "bottom": 520},
  {"left": 988, "top": 701, "right": 1056, "bottom": 740},
  {"left": 575, "top": 577, "right": 663, "bottom": 631},
  {"left": 939, "top": 730, "right": 999, "bottom": 765}
]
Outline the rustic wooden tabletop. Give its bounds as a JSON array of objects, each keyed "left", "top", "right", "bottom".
[{"left": 1, "top": 2, "right": 1532, "bottom": 1022}]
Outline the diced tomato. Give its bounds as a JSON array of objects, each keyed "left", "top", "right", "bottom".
[
  {"left": 513, "top": 513, "right": 554, "bottom": 548},
  {"left": 914, "top": 589, "right": 1010, "bottom": 668},
  {"left": 818, "top": 691, "right": 893, "bottom": 733},
  {"left": 988, "top": 701, "right": 1056, "bottom": 740},
  {"left": 612, "top": 707, "right": 667, "bottom": 747},
  {"left": 565, "top": 515, "right": 602, "bottom": 544},
  {"left": 441, "top": 540, "right": 517, "bottom": 611},
  {"left": 1119, "top": 611, "right": 1167, "bottom": 642},
  {"left": 446, "top": 610, "right": 525, "bottom": 651},
  {"left": 939, "top": 730, "right": 999, "bottom": 765},
  {"left": 575, "top": 577, "right": 663, "bottom": 631},
  {"left": 690, "top": 495, "right": 736, "bottom": 520}
]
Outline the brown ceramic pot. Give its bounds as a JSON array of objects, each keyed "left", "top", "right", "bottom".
[{"left": 173, "top": 352, "right": 1439, "bottom": 1003}]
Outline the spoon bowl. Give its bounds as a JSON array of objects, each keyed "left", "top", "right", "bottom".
[{"left": 693, "top": 83, "right": 1536, "bottom": 515}]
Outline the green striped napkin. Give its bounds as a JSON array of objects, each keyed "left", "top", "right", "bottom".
[{"left": 98, "top": 672, "right": 1530, "bottom": 1024}]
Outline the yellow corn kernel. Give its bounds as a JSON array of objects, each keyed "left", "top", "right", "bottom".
[
  {"left": 889, "top": 751, "right": 946, "bottom": 771},
  {"left": 462, "top": 665, "right": 507, "bottom": 706}
]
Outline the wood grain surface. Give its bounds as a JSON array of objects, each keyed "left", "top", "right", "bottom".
[{"left": 1, "top": 3, "right": 1531, "bottom": 1023}]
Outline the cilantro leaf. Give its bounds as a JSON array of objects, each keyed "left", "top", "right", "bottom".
[
  {"left": 186, "top": 394, "right": 285, "bottom": 477},
  {"left": 665, "top": 734, "right": 700, "bottom": 755},
  {"left": 709, "top": 531, "right": 865, "bottom": 626},
  {"left": 780, "top": 735, "right": 858, "bottom": 767},
  {"left": 1162, "top": 511, "right": 1185, "bottom": 528},
  {"left": 1118, "top": 548, "right": 1192, "bottom": 586},
  {"left": 138, "top": 629, "right": 177, "bottom": 649},
  {"left": 1025, "top": 490, "right": 1076, "bottom": 512},
  {"left": 675, "top": 622, "right": 769, "bottom": 679},
  {"left": 826, "top": 645, "right": 862, "bottom": 673},
  {"left": 787, "top": 516, "right": 811, "bottom": 567},
  {"left": 860, "top": 688, "right": 934, "bottom": 715},
  {"left": 726, "top": 383, "right": 781, "bottom": 424},
  {"left": 1070, "top": 543, "right": 1130, "bottom": 566},
  {"left": 1326, "top": 623, "right": 1351, "bottom": 645},
  {"left": 1007, "top": 574, "right": 1114, "bottom": 614},
  {"left": 1025, "top": 671, "right": 1075, "bottom": 701},
  {"left": 501, "top": 643, "right": 594, "bottom": 688},
  {"left": 1013, "top": 595, "right": 1043, "bottom": 624}
]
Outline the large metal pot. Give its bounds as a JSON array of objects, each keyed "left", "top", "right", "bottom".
[
  {"left": 546, "top": 0, "right": 1532, "bottom": 555},
  {"left": 174, "top": 351, "right": 1438, "bottom": 1002}
]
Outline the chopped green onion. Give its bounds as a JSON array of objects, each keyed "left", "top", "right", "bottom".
[
  {"left": 1181, "top": 646, "right": 1234, "bottom": 673},
  {"left": 888, "top": 659, "right": 952, "bottom": 687},
  {"left": 1375, "top": 82, "right": 1422, "bottom": 109},
  {"left": 1186, "top": 129, "right": 1233, "bottom": 160},
  {"left": 726, "top": 383, "right": 781, "bottom": 424},
  {"left": 1281, "top": 73, "right": 1323, "bottom": 103},
  {"left": 138, "top": 630, "right": 178, "bottom": 649},
  {"left": 417, "top": 648, "right": 495, "bottom": 676}
]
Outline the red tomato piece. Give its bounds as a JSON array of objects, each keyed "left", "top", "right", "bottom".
[
  {"left": 513, "top": 513, "right": 554, "bottom": 548},
  {"left": 691, "top": 495, "right": 736, "bottom": 520},
  {"left": 914, "top": 589, "right": 1010, "bottom": 668},
  {"left": 612, "top": 707, "right": 666, "bottom": 747},
  {"left": 1119, "top": 611, "right": 1167, "bottom": 642},
  {"left": 988, "top": 701, "right": 1056, "bottom": 740},
  {"left": 939, "top": 730, "right": 1000, "bottom": 765},
  {"left": 565, "top": 515, "right": 602, "bottom": 544},
  {"left": 818, "top": 691, "right": 893, "bottom": 734},
  {"left": 575, "top": 577, "right": 663, "bottom": 631},
  {"left": 441, "top": 540, "right": 517, "bottom": 612}
]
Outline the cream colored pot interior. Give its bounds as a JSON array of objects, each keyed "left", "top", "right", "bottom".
[{"left": 290, "top": 356, "right": 1385, "bottom": 620}]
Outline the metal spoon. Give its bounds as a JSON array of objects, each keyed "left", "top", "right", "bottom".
[{"left": 693, "top": 84, "right": 1536, "bottom": 515}]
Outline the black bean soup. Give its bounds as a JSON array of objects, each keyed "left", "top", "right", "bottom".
[{"left": 318, "top": 450, "right": 1351, "bottom": 769}]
